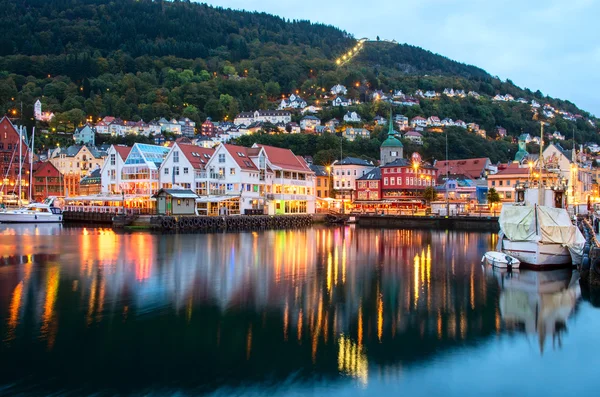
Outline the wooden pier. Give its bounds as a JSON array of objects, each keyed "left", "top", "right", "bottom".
[{"left": 356, "top": 214, "right": 499, "bottom": 231}]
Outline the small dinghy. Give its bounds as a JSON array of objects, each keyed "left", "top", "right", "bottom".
[{"left": 481, "top": 251, "right": 521, "bottom": 269}]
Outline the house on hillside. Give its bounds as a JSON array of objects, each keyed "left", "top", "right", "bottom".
[
  {"left": 278, "top": 94, "right": 307, "bottom": 110},
  {"left": 343, "top": 127, "right": 370, "bottom": 141},
  {"left": 300, "top": 116, "right": 321, "bottom": 131},
  {"left": 330, "top": 84, "right": 348, "bottom": 95},
  {"left": 332, "top": 96, "right": 352, "bottom": 107},
  {"left": 427, "top": 116, "right": 441, "bottom": 126},
  {"left": 404, "top": 130, "right": 423, "bottom": 145},
  {"left": 73, "top": 124, "right": 96, "bottom": 146},
  {"left": 411, "top": 116, "right": 427, "bottom": 128},
  {"left": 343, "top": 111, "right": 362, "bottom": 123}
]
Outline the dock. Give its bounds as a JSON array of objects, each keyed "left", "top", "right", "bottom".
[
  {"left": 579, "top": 218, "right": 600, "bottom": 288},
  {"left": 356, "top": 214, "right": 499, "bottom": 231}
]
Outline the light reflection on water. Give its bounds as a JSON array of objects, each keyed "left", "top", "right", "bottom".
[{"left": 0, "top": 224, "right": 597, "bottom": 396}]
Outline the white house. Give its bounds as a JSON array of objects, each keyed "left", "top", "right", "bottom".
[
  {"left": 278, "top": 94, "right": 307, "bottom": 109},
  {"left": 301, "top": 105, "right": 322, "bottom": 114},
  {"left": 424, "top": 91, "right": 438, "bottom": 99},
  {"left": 531, "top": 100, "right": 541, "bottom": 108},
  {"left": 443, "top": 88, "right": 455, "bottom": 97},
  {"left": 394, "top": 115, "right": 409, "bottom": 129},
  {"left": 100, "top": 145, "right": 132, "bottom": 194},
  {"left": 343, "top": 127, "right": 370, "bottom": 141},
  {"left": 454, "top": 120, "right": 467, "bottom": 128},
  {"left": 34, "top": 99, "right": 54, "bottom": 122},
  {"left": 73, "top": 124, "right": 96, "bottom": 146},
  {"left": 427, "top": 116, "right": 441, "bottom": 126},
  {"left": 468, "top": 91, "right": 481, "bottom": 99},
  {"left": 441, "top": 118, "right": 454, "bottom": 127},
  {"left": 330, "top": 84, "right": 348, "bottom": 95},
  {"left": 300, "top": 116, "right": 321, "bottom": 131},
  {"left": 159, "top": 143, "right": 214, "bottom": 190},
  {"left": 411, "top": 116, "right": 427, "bottom": 128},
  {"left": 343, "top": 111, "right": 362, "bottom": 123},
  {"left": 332, "top": 96, "right": 352, "bottom": 107},
  {"left": 404, "top": 131, "right": 423, "bottom": 145}
]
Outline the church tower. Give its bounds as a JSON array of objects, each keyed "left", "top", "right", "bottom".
[{"left": 380, "top": 110, "right": 403, "bottom": 166}]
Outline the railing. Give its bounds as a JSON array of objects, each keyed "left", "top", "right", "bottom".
[
  {"left": 196, "top": 172, "right": 225, "bottom": 180},
  {"left": 63, "top": 205, "right": 152, "bottom": 215}
]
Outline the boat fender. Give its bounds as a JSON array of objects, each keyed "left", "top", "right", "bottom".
[{"left": 35, "top": 215, "right": 37, "bottom": 220}]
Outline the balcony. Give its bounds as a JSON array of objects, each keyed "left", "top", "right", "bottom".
[
  {"left": 195, "top": 171, "right": 225, "bottom": 180},
  {"left": 267, "top": 193, "right": 313, "bottom": 201}
]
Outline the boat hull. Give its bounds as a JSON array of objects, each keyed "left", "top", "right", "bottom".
[
  {"left": 501, "top": 239, "right": 571, "bottom": 267},
  {"left": 0, "top": 212, "right": 62, "bottom": 223},
  {"left": 483, "top": 251, "right": 521, "bottom": 269}
]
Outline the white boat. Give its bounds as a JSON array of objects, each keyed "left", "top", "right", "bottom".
[
  {"left": 0, "top": 197, "right": 63, "bottom": 223},
  {"left": 482, "top": 251, "right": 520, "bottom": 268},
  {"left": 498, "top": 205, "right": 584, "bottom": 268}
]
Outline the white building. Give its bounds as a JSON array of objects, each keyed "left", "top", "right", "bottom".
[
  {"left": 278, "top": 94, "right": 307, "bottom": 110},
  {"left": 330, "top": 84, "right": 348, "bottom": 95},
  {"left": 343, "top": 127, "right": 370, "bottom": 141},
  {"left": 49, "top": 144, "right": 106, "bottom": 178},
  {"left": 100, "top": 145, "right": 131, "bottom": 194},
  {"left": 331, "top": 157, "right": 375, "bottom": 200},
  {"left": 34, "top": 99, "right": 54, "bottom": 122},
  {"left": 343, "top": 111, "right": 361, "bottom": 123},
  {"left": 234, "top": 110, "right": 291, "bottom": 126},
  {"left": 332, "top": 96, "right": 352, "bottom": 107},
  {"left": 300, "top": 116, "right": 321, "bottom": 131},
  {"left": 159, "top": 143, "right": 214, "bottom": 190}
]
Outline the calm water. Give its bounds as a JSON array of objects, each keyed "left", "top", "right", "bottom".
[{"left": 0, "top": 225, "right": 599, "bottom": 396}]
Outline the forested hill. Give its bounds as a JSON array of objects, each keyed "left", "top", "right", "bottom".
[
  {"left": 0, "top": 0, "right": 352, "bottom": 59},
  {"left": 0, "top": 0, "right": 597, "bottom": 160}
]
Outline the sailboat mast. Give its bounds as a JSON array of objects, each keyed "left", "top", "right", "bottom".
[
  {"left": 18, "top": 125, "right": 22, "bottom": 205},
  {"left": 29, "top": 127, "right": 35, "bottom": 202},
  {"left": 538, "top": 122, "right": 543, "bottom": 205}
]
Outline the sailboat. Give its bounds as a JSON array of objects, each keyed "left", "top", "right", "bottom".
[{"left": 0, "top": 124, "right": 63, "bottom": 223}]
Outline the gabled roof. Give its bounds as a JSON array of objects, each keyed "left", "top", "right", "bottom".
[
  {"left": 336, "top": 157, "right": 373, "bottom": 166},
  {"left": 253, "top": 144, "right": 312, "bottom": 172},
  {"left": 357, "top": 167, "right": 381, "bottom": 180},
  {"left": 309, "top": 164, "right": 328, "bottom": 177},
  {"left": 223, "top": 144, "right": 260, "bottom": 171},
  {"left": 152, "top": 188, "right": 198, "bottom": 199},
  {"left": 113, "top": 145, "right": 132, "bottom": 160},
  {"left": 177, "top": 143, "right": 214, "bottom": 170},
  {"left": 433, "top": 158, "right": 490, "bottom": 179}
]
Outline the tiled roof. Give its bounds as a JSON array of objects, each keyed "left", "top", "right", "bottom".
[
  {"left": 254, "top": 144, "right": 312, "bottom": 172},
  {"left": 223, "top": 144, "right": 259, "bottom": 171},
  {"left": 309, "top": 164, "right": 328, "bottom": 177},
  {"left": 337, "top": 157, "right": 373, "bottom": 166},
  {"left": 114, "top": 145, "right": 132, "bottom": 160},
  {"left": 178, "top": 143, "right": 214, "bottom": 170},
  {"left": 433, "top": 158, "right": 490, "bottom": 179}
]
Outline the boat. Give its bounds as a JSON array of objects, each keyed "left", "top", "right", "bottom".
[
  {"left": 482, "top": 251, "right": 520, "bottom": 268},
  {"left": 0, "top": 197, "right": 63, "bottom": 223},
  {"left": 498, "top": 205, "right": 585, "bottom": 268}
]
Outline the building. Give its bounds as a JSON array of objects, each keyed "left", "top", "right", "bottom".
[
  {"left": 309, "top": 164, "right": 330, "bottom": 199},
  {"left": 495, "top": 126, "right": 507, "bottom": 138},
  {"left": 433, "top": 158, "right": 494, "bottom": 180},
  {"left": 331, "top": 157, "right": 375, "bottom": 201},
  {"left": 411, "top": 116, "right": 427, "bottom": 128},
  {"left": 159, "top": 143, "right": 214, "bottom": 191},
  {"left": 34, "top": 99, "right": 54, "bottom": 122},
  {"left": 120, "top": 143, "right": 170, "bottom": 196},
  {"left": 300, "top": 116, "right": 321, "bottom": 132},
  {"left": 234, "top": 110, "right": 291, "bottom": 126},
  {"left": 343, "top": 127, "right": 370, "bottom": 141},
  {"left": 330, "top": 84, "right": 348, "bottom": 95},
  {"left": 278, "top": 94, "right": 307, "bottom": 110},
  {"left": 487, "top": 163, "right": 545, "bottom": 203},
  {"left": 355, "top": 168, "right": 382, "bottom": 201},
  {"left": 79, "top": 168, "right": 102, "bottom": 195},
  {"left": 380, "top": 118, "right": 404, "bottom": 165},
  {"left": 332, "top": 96, "right": 352, "bottom": 107},
  {"left": 153, "top": 188, "right": 198, "bottom": 216},
  {"left": 73, "top": 124, "right": 96, "bottom": 146},
  {"left": 343, "top": 111, "right": 361, "bottom": 123},
  {"left": 201, "top": 118, "right": 215, "bottom": 136},
  {"left": 31, "top": 161, "right": 62, "bottom": 202},
  {"left": 0, "top": 117, "right": 30, "bottom": 203},
  {"left": 542, "top": 143, "right": 593, "bottom": 206},
  {"left": 404, "top": 131, "right": 423, "bottom": 145},
  {"left": 100, "top": 145, "right": 132, "bottom": 194},
  {"left": 178, "top": 118, "right": 196, "bottom": 137},
  {"left": 49, "top": 145, "right": 106, "bottom": 178},
  {"left": 380, "top": 158, "right": 437, "bottom": 201}
]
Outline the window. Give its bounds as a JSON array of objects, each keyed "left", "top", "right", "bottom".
[
  {"left": 507, "top": 180, "right": 511, "bottom": 186},
  {"left": 317, "top": 179, "right": 321, "bottom": 187},
  {"left": 230, "top": 168, "right": 236, "bottom": 175},
  {"left": 183, "top": 167, "right": 189, "bottom": 174},
  {"left": 173, "top": 151, "right": 179, "bottom": 163},
  {"left": 390, "top": 177, "right": 395, "bottom": 185},
  {"left": 384, "top": 177, "right": 389, "bottom": 186},
  {"left": 506, "top": 192, "right": 512, "bottom": 199},
  {"left": 219, "top": 153, "right": 226, "bottom": 163},
  {"left": 499, "top": 181, "right": 503, "bottom": 186},
  {"left": 110, "top": 154, "right": 116, "bottom": 166},
  {"left": 174, "top": 166, "right": 179, "bottom": 176},
  {"left": 164, "top": 168, "right": 169, "bottom": 175}
]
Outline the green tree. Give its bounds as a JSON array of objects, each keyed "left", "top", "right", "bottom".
[
  {"left": 423, "top": 186, "right": 438, "bottom": 204},
  {"left": 487, "top": 187, "right": 501, "bottom": 205}
]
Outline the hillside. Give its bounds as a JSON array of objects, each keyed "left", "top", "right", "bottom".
[{"left": 0, "top": 0, "right": 597, "bottom": 163}]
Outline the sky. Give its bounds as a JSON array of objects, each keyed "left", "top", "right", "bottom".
[{"left": 204, "top": 0, "right": 599, "bottom": 117}]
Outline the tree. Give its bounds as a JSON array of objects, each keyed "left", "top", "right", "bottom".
[
  {"left": 423, "top": 186, "right": 438, "bottom": 205},
  {"left": 487, "top": 187, "right": 501, "bottom": 205}
]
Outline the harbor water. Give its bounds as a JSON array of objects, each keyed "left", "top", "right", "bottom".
[{"left": 0, "top": 225, "right": 599, "bottom": 396}]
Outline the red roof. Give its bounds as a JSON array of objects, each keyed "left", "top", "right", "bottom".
[
  {"left": 223, "top": 144, "right": 260, "bottom": 171},
  {"left": 177, "top": 144, "right": 214, "bottom": 170},
  {"left": 412, "top": 116, "right": 426, "bottom": 121},
  {"left": 113, "top": 145, "right": 132, "bottom": 160},
  {"left": 254, "top": 144, "right": 312, "bottom": 172},
  {"left": 434, "top": 158, "right": 490, "bottom": 179}
]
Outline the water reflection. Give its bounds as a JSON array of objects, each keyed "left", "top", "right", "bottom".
[
  {"left": 485, "top": 267, "right": 580, "bottom": 353},
  {"left": 0, "top": 225, "right": 584, "bottom": 394}
]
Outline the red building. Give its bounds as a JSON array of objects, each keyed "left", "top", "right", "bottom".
[
  {"left": 32, "top": 161, "right": 63, "bottom": 202},
  {"left": 201, "top": 118, "right": 215, "bottom": 136},
  {"left": 380, "top": 158, "right": 437, "bottom": 200},
  {"left": 355, "top": 168, "right": 381, "bottom": 200},
  {"left": 0, "top": 116, "right": 31, "bottom": 203}
]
